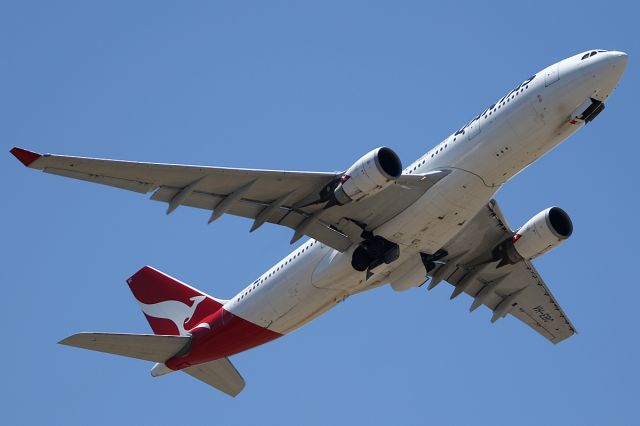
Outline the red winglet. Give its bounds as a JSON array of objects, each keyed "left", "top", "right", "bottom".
[{"left": 10, "top": 147, "right": 42, "bottom": 167}]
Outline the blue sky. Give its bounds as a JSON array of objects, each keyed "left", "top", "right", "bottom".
[{"left": 2, "top": 1, "right": 638, "bottom": 424}]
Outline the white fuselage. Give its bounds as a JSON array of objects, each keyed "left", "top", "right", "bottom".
[{"left": 225, "top": 50, "right": 627, "bottom": 335}]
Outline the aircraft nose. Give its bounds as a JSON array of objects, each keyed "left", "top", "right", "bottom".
[
  {"left": 582, "top": 50, "right": 628, "bottom": 100},
  {"left": 605, "top": 51, "right": 628, "bottom": 83},
  {"left": 608, "top": 51, "right": 628, "bottom": 67}
]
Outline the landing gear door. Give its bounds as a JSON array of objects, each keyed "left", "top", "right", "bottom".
[{"left": 544, "top": 64, "right": 559, "bottom": 86}]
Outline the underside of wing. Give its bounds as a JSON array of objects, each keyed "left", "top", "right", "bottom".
[
  {"left": 426, "top": 200, "right": 576, "bottom": 344},
  {"left": 11, "top": 147, "right": 449, "bottom": 251}
]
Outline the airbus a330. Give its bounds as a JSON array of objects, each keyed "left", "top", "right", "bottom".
[{"left": 11, "top": 49, "right": 627, "bottom": 396}]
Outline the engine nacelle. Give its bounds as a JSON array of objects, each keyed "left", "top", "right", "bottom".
[
  {"left": 331, "top": 147, "right": 402, "bottom": 205},
  {"left": 493, "top": 207, "right": 573, "bottom": 265}
]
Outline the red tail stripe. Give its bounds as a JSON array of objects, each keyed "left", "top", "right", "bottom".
[{"left": 165, "top": 308, "right": 282, "bottom": 370}]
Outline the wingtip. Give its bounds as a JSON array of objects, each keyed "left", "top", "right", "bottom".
[
  {"left": 10, "top": 147, "right": 42, "bottom": 167},
  {"left": 58, "top": 333, "right": 80, "bottom": 346}
]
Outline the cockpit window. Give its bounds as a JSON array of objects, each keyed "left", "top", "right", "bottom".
[
  {"left": 582, "top": 50, "right": 608, "bottom": 60},
  {"left": 582, "top": 50, "right": 603, "bottom": 60}
]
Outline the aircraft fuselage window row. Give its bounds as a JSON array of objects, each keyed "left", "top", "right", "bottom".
[
  {"left": 237, "top": 240, "right": 317, "bottom": 302},
  {"left": 407, "top": 74, "right": 534, "bottom": 174}
]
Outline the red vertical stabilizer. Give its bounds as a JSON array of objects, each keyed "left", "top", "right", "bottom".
[{"left": 127, "top": 266, "right": 225, "bottom": 336}]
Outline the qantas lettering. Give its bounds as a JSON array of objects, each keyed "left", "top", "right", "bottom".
[{"left": 455, "top": 74, "right": 537, "bottom": 136}]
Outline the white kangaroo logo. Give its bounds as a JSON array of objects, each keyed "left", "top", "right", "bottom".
[{"left": 137, "top": 295, "right": 207, "bottom": 336}]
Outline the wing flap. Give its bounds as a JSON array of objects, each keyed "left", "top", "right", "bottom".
[{"left": 150, "top": 187, "right": 352, "bottom": 250}]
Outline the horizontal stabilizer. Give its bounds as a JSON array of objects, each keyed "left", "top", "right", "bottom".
[
  {"left": 183, "top": 357, "right": 246, "bottom": 397},
  {"left": 59, "top": 332, "right": 190, "bottom": 362}
]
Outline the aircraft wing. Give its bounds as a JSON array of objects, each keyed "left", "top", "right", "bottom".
[
  {"left": 11, "top": 147, "right": 448, "bottom": 251},
  {"left": 427, "top": 199, "right": 576, "bottom": 344}
]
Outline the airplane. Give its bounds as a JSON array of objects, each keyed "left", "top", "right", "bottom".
[{"left": 10, "top": 49, "right": 627, "bottom": 397}]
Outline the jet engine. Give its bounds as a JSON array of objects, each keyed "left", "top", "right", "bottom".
[
  {"left": 493, "top": 207, "right": 573, "bottom": 266},
  {"left": 351, "top": 234, "right": 400, "bottom": 272},
  {"left": 330, "top": 147, "right": 402, "bottom": 206}
]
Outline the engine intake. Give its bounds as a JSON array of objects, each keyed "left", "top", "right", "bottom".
[
  {"left": 493, "top": 207, "right": 573, "bottom": 266},
  {"left": 331, "top": 147, "right": 402, "bottom": 206}
]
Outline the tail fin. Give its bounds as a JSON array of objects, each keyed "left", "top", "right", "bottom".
[{"left": 127, "top": 266, "right": 225, "bottom": 336}]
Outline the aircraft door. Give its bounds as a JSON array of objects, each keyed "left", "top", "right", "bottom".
[
  {"left": 466, "top": 116, "right": 481, "bottom": 140},
  {"left": 545, "top": 64, "right": 559, "bottom": 86}
]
